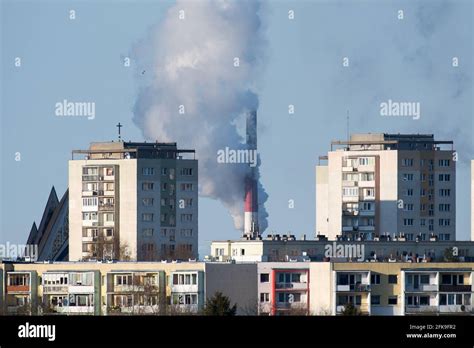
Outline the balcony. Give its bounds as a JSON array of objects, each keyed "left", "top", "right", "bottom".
[
  {"left": 55, "top": 306, "right": 94, "bottom": 314},
  {"left": 82, "top": 220, "right": 98, "bottom": 227},
  {"left": 43, "top": 285, "right": 69, "bottom": 294},
  {"left": 342, "top": 209, "right": 359, "bottom": 216},
  {"left": 358, "top": 225, "right": 375, "bottom": 232},
  {"left": 6, "top": 285, "right": 30, "bottom": 293},
  {"left": 336, "top": 284, "right": 371, "bottom": 292},
  {"left": 359, "top": 210, "right": 375, "bottom": 216},
  {"left": 336, "top": 304, "right": 369, "bottom": 315},
  {"left": 405, "top": 284, "right": 438, "bottom": 292},
  {"left": 82, "top": 175, "right": 99, "bottom": 181},
  {"left": 439, "top": 305, "right": 473, "bottom": 314},
  {"left": 405, "top": 305, "right": 438, "bottom": 314},
  {"left": 342, "top": 196, "right": 359, "bottom": 203},
  {"left": 99, "top": 204, "right": 115, "bottom": 211},
  {"left": 439, "top": 285, "right": 472, "bottom": 292},
  {"left": 358, "top": 180, "right": 375, "bottom": 187},
  {"left": 171, "top": 284, "right": 199, "bottom": 293},
  {"left": 275, "top": 282, "right": 308, "bottom": 291}
]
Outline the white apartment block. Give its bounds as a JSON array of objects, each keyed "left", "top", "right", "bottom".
[
  {"left": 69, "top": 141, "right": 198, "bottom": 261},
  {"left": 316, "top": 133, "right": 456, "bottom": 241}
]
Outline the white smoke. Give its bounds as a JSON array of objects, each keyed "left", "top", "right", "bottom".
[{"left": 132, "top": 0, "right": 269, "bottom": 232}]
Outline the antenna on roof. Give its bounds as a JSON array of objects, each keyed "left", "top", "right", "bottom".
[
  {"left": 116, "top": 123, "right": 123, "bottom": 141},
  {"left": 346, "top": 110, "right": 350, "bottom": 144}
]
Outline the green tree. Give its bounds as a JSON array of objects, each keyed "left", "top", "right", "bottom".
[
  {"left": 340, "top": 302, "right": 360, "bottom": 316},
  {"left": 203, "top": 292, "right": 237, "bottom": 316}
]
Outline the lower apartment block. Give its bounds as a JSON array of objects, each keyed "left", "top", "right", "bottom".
[{"left": 1, "top": 261, "right": 473, "bottom": 316}]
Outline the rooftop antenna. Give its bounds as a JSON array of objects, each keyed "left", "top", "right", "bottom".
[
  {"left": 116, "top": 122, "right": 123, "bottom": 141},
  {"left": 346, "top": 110, "right": 350, "bottom": 142}
]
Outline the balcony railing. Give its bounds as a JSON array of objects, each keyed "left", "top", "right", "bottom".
[
  {"left": 6, "top": 285, "right": 30, "bottom": 293},
  {"left": 275, "top": 282, "right": 307, "bottom": 290},
  {"left": 336, "top": 284, "right": 371, "bottom": 292},
  {"left": 405, "top": 305, "right": 438, "bottom": 314},
  {"left": 439, "top": 285, "right": 472, "bottom": 292},
  {"left": 405, "top": 284, "right": 438, "bottom": 292},
  {"left": 336, "top": 304, "right": 369, "bottom": 314},
  {"left": 439, "top": 305, "right": 473, "bottom": 313}
]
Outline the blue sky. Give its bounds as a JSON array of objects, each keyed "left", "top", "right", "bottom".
[{"left": 1, "top": 0, "right": 472, "bottom": 257}]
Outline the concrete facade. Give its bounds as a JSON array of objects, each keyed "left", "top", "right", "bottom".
[
  {"left": 316, "top": 133, "right": 456, "bottom": 241},
  {"left": 69, "top": 141, "right": 198, "bottom": 261}
]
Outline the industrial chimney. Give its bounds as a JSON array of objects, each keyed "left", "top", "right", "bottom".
[{"left": 243, "top": 110, "right": 259, "bottom": 239}]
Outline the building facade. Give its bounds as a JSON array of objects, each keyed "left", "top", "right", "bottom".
[
  {"left": 68, "top": 141, "right": 198, "bottom": 261},
  {"left": 316, "top": 133, "right": 455, "bottom": 241}
]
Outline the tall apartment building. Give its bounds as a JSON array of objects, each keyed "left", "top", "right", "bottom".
[
  {"left": 316, "top": 133, "right": 456, "bottom": 241},
  {"left": 69, "top": 141, "right": 198, "bottom": 261}
]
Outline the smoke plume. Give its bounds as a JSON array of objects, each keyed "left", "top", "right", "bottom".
[{"left": 131, "top": 0, "right": 268, "bottom": 232}]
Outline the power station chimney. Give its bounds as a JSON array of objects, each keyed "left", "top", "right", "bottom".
[{"left": 244, "top": 110, "right": 259, "bottom": 239}]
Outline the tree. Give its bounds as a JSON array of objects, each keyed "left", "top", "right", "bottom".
[
  {"left": 340, "top": 302, "right": 360, "bottom": 316},
  {"left": 203, "top": 292, "right": 237, "bottom": 316}
]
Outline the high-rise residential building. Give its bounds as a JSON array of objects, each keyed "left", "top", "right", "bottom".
[
  {"left": 68, "top": 141, "right": 198, "bottom": 261},
  {"left": 316, "top": 133, "right": 455, "bottom": 241}
]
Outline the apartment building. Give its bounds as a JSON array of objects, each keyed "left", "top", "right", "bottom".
[
  {"left": 316, "top": 133, "right": 455, "bottom": 241},
  {"left": 68, "top": 141, "right": 198, "bottom": 261},
  {"left": 311, "top": 262, "right": 474, "bottom": 316},
  {"left": 257, "top": 263, "right": 310, "bottom": 315},
  {"left": 210, "top": 238, "right": 474, "bottom": 263}
]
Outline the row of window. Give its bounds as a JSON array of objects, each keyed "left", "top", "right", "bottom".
[
  {"left": 142, "top": 213, "right": 193, "bottom": 222},
  {"left": 402, "top": 188, "right": 451, "bottom": 197},
  {"left": 403, "top": 218, "right": 451, "bottom": 227},
  {"left": 403, "top": 173, "right": 451, "bottom": 182},
  {"left": 142, "top": 182, "right": 194, "bottom": 192},
  {"left": 141, "top": 167, "right": 194, "bottom": 176},
  {"left": 402, "top": 159, "right": 451, "bottom": 167},
  {"left": 141, "top": 197, "right": 193, "bottom": 207},
  {"left": 342, "top": 187, "right": 375, "bottom": 198}
]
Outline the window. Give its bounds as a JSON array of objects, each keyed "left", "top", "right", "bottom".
[
  {"left": 420, "top": 275, "right": 430, "bottom": 284},
  {"left": 161, "top": 168, "right": 168, "bottom": 175},
  {"left": 161, "top": 198, "right": 167, "bottom": 207},
  {"left": 405, "top": 189, "right": 414, "bottom": 196},
  {"left": 371, "top": 295, "right": 381, "bottom": 305},
  {"left": 260, "top": 293, "right": 270, "bottom": 303},
  {"left": 142, "top": 198, "right": 154, "bottom": 206},
  {"left": 180, "top": 214, "right": 193, "bottom": 222},
  {"left": 142, "top": 213, "right": 154, "bottom": 222},
  {"left": 420, "top": 173, "right": 426, "bottom": 182},
  {"left": 82, "top": 212, "right": 98, "bottom": 221},
  {"left": 420, "top": 219, "right": 426, "bottom": 227},
  {"left": 260, "top": 273, "right": 269, "bottom": 283},
  {"left": 142, "top": 167, "right": 154, "bottom": 176},
  {"left": 180, "top": 183, "right": 194, "bottom": 191},
  {"left": 180, "top": 168, "right": 194, "bottom": 176},
  {"left": 439, "top": 204, "right": 451, "bottom": 212},
  {"left": 364, "top": 188, "right": 375, "bottom": 198},
  {"left": 439, "top": 189, "right": 451, "bottom": 197},
  {"left": 388, "top": 275, "right": 398, "bottom": 284},
  {"left": 142, "top": 182, "right": 154, "bottom": 191},
  {"left": 241, "top": 249, "right": 245, "bottom": 256},
  {"left": 342, "top": 187, "right": 359, "bottom": 196},
  {"left": 143, "top": 228, "right": 154, "bottom": 237},
  {"left": 403, "top": 173, "right": 414, "bottom": 181},
  {"left": 438, "top": 219, "right": 450, "bottom": 227},
  {"left": 370, "top": 274, "right": 381, "bottom": 284},
  {"left": 180, "top": 229, "right": 193, "bottom": 237},
  {"left": 82, "top": 197, "right": 98, "bottom": 206},
  {"left": 438, "top": 159, "right": 450, "bottom": 167},
  {"left": 104, "top": 213, "right": 114, "bottom": 222},
  {"left": 106, "top": 229, "right": 114, "bottom": 237},
  {"left": 388, "top": 296, "right": 398, "bottom": 305},
  {"left": 438, "top": 174, "right": 451, "bottom": 181},
  {"left": 402, "top": 158, "right": 414, "bottom": 167},
  {"left": 403, "top": 219, "right": 414, "bottom": 226},
  {"left": 160, "top": 214, "right": 167, "bottom": 223},
  {"left": 403, "top": 203, "right": 414, "bottom": 211}
]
